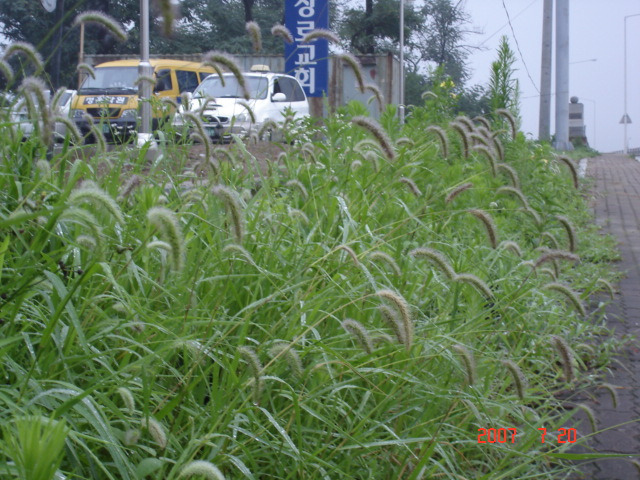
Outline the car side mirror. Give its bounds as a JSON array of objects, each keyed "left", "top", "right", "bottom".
[{"left": 272, "top": 92, "right": 287, "bottom": 102}]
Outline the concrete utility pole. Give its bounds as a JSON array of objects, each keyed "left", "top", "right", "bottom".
[
  {"left": 554, "top": 0, "right": 572, "bottom": 150},
  {"left": 538, "top": 0, "right": 553, "bottom": 141},
  {"left": 138, "top": 0, "right": 153, "bottom": 144},
  {"left": 398, "top": 0, "right": 405, "bottom": 124}
]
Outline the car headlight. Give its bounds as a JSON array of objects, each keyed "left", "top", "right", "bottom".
[
  {"left": 120, "top": 109, "right": 137, "bottom": 119},
  {"left": 234, "top": 113, "right": 249, "bottom": 123}
]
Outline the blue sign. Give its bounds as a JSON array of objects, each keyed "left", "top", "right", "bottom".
[{"left": 284, "top": 0, "right": 329, "bottom": 98}]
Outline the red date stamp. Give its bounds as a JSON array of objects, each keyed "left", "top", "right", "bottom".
[{"left": 477, "top": 427, "right": 577, "bottom": 444}]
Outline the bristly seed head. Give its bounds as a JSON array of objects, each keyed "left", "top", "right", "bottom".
[
  {"left": 179, "top": 460, "right": 226, "bottom": 480},
  {"left": 376, "top": 289, "right": 413, "bottom": 350},
  {"left": 445, "top": 182, "right": 473, "bottom": 204},
  {"left": 73, "top": 11, "right": 127, "bottom": 42},
  {"left": 341, "top": 318, "right": 374, "bottom": 354},
  {"left": 410, "top": 247, "right": 456, "bottom": 280},
  {"left": 147, "top": 206, "right": 185, "bottom": 271},
  {"left": 271, "top": 24, "right": 294, "bottom": 43},
  {"left": 551, "top": 335, "right": 576, "bottom": 383},
  {"left": 245, "top": 21, "right": 262, "bottom": 52},
  {"left": 352, "top": 116, "right": 396, "bottom": 161},
  {"left": 452, "top": 344, "right": 477, "bottom": 386},
  {"left": 467, "top": 209, "right": 498, "bottom": 248},
  {"left": 141, "top": 417, "right": 167, "bottom": 450}
]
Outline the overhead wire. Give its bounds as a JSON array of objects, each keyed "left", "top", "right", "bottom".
[{"left": 501, "top": 0, "right": 541, "bottom": 94}]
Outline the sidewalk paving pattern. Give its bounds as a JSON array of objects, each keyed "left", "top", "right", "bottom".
[{"left": 572, "top": 154, "right": 640, "bottom": 479}]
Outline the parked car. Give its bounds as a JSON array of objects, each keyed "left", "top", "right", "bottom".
[
  {"left": 70, "top": 59, "right": 214, "bottom": 140},
  {"left": 8, "top": 89, "right": 76, "bottom": 143},
  {"left": 172, "top": 66, "right": 310, "bottom": 142}
]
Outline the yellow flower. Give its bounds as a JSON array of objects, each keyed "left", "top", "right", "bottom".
[{"left": 542, "top": 158, "right": 549, "bottom": 164}]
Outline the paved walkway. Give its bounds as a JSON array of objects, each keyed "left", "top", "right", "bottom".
[{"left": 573, "top": 154, "right": 640, "bottom": 479}]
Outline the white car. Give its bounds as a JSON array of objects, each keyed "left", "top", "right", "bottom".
[
  {"left": 173, "top": 67, "right": 309, "bottom": 142},
  {"left": 9, "top": 89, "right": 76, "bottom": 142}
]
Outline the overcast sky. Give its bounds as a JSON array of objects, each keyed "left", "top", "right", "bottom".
[{"left": 462, "top": 0, "right": 640, "bottom": 153}]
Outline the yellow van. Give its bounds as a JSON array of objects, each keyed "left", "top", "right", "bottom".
[{"left": 71, "top": 59, "right": 214, "bottom": 139}]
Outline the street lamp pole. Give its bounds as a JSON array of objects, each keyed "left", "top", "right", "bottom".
[
  {"left": 138, "top": 0, "right": 153, "bottom": 143},
  {"left": 398, "top": 0, "right": 405, "bottom": 123},
  {"left": 624, "top": 14, "right": 640, "bottom": 154}
]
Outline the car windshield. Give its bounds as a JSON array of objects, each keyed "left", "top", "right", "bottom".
[
  {"left": 195, "top": 75, "right": 268, "bottom": 99},
  {"left": 79, "top": 67, "right": 138, "bottom": 93}
]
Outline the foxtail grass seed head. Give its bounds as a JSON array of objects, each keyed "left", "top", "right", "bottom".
[
  {"left": 285, "top": 179, "right": 309, "bottom": 200},
  {"left": 76, "top": 235, "right": 97, "bottom": 249},
  {"left": 73, "top": 11, "right": 127, "bottom": 42},
  {"left": 245, "top": 21, "right": 262, "bottom": 52},
  {"left": 470, "top": 132, "right": 490, "bottom": 147},
  {"left": 544, "top": 282, "right": 587, "bottom": 317},
  {"left": 596, "top": 278, "right": 616, "bottom": 299},
  {"left": 452, "top": 344, "right": 477, "bottom": 386},
  {"left": 338, "top": 53, "right": 366, "bottom": 93},
  {"left": 495, "top": 108, "right": 517, "bottom": 139},
  {"left": 577, "top": 403, "right": 597, "bottom": 433},
  {"left": 212, "top": 185, "right": 245, "bottom": 243},
  {"left": 52, "top": 115, "right": 82, "bottom": 143},
  {"left": 70, "top": 184, "right": 125, "bottom": 224},
  {"left": 269, "top": 342, "right": 303, "bottom": 379},
  {"left": 337, "top": 244, "right": 360, "bottom": 266},
  {"left": 75, "top": 63, "right": 95, "bottom": 79},
  {"left": 426, "top": 125, "right": 449, "bottom": 158},
  {"left": 351, "top": 159, "right": 362, "bottom": 170},
  {"left": 556, "top": 215, "right": 577, "bottom": 252},
  {"left": 473, "top": 116, "right": 492, "bottom": 130},
  {"left": 396, "top": 137, "right": 414, "bottom": 147},
  {"left": 352, "top": 116, "right": 395, "bottom": 161},
  {"left": 141, "top": 417, "right": 167, "bottom": 449},
  {"left": 117, "top": 387, "right": 135, "bottom": 414},
  {"left": 496, "top": 163, "right": 521, "bottom": 189},
  {"left": 301, "top": 28, "right": 341, "bottom": 44},
  {"left": 147, "top": 240, "right": 173, "bottom": 253},
  {"left": 84, "top": 114, "right": 106, "bottom": 152},
  {"left": 35, "top": 159, "right": 51, "bottom": 179},
  {"left": 147, "top": 207, "right": 185, "bottom": 271},
  {"left": 497, "top": 186, "right": 529, "bottom": 207},
  {"left": 556, "top": 155, "right": 579, "bottom": 189},
  {"left": 365, "top": 83, "right": 384, "bottom": 110},
  {"left": 492, "top": 136, "right": 504, "bottom": 161},
  {"left": 124, "top": 429, "right": 141, "bottom": 446},
  {"left": 288, "top": 208, "right": 309, "bottom": 225},
  {"left": 3, "top": 41, "right": 43, "bottom": 71},
  {"left": 445, "top": 182, "right": 473, "bottom": 204},
  {"left": 453, "top": 273, "right": 493, "bottom": 299},
  {"left": 222, "top": 244, "right": 257, "bottom": 267},
  {"left": 539, "top": 268, "right": 557, "bottom": 280},
  {"left": 341, "top": 319, "right": 374, "bottom": 354},
  {"left": 599, "top": 383, "right": 619, "bottom": 408},
  {"left": 551, "top": 335, "right": 576, "bottom": 383},
  {"left": 20, "top": 76, "right": 52, "bottom": 143},
  {"left": 378, "top": 305, "right": 406, "bottom": 345},
  {"left": 239, "top": 346, "right": 263, "bottom": 402},
  {"left": 410, "top": 247, "right": 456, "bottom": 280},
  {"left": 399, "top": 177, "right": 422, "bottom": 197},
  {"left": 203, "top": 51, "right": 250, "bottom": 100},
  {"left": 534, "top": 250, "right": 580, "bottom": 269},
  {"left": 467, "top": 209, "right": 498, "bottom": 248},
  {"left": 156, "top": 0, "right": 179, "bottom": 36},
  {"left": 258, "top": 119, "right": 278, "bottom": 139},
  {"left": 501, "top": 359, "right": 528, "bottom": 400},
  {"left": 499, "top": 240, "right": 522, "bottom": 257},
  {"left": 368, "top": 251, "right": 402, "bottom": 276},
  {"left": 117, "top": 174, "right": 142, "bottom": 202},
  {"left": 376, "top": 289, "right": 413, "bottom": 350},
  {"left": 455, "top": 115, "right": 475, "bottom": 131},
  {"left": 0, "top": 59, "right": 13, "bottom": 82},
  {"left": 271, "top": 24, "right": 293, "bottom": 43},
  {"left": 179, "top": 460, "right": 226, "bottom": 480},
  {"left": 472, "top": 144, "right": 497, "bottom": 176},
  {"left": 450, "top": 122, "right": 470, "bottom": 158}
]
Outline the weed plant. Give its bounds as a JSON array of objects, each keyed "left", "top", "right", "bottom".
[{"left": 0, "top": 66, "right": 622, "bottom": 479}]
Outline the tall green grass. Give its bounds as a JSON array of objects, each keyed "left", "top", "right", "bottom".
[{"left": 0, "top": 80, "right": 621, "bottom": 479}]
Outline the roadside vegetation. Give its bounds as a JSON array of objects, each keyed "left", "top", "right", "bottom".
[
  {"left": 0, "top": 78, "right": 623, "bottom": 479},
  {"left": 0, "top": 9, "right": 624, "bottom": 479}
]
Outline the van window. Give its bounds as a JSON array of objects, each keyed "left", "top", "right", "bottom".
[
  {"left": 80, "top": 67, "right": 138, "bottom": 92},
  {"left": 155, "top": 69, "right": 173, "bottom": 92},
  {"left": 273, "top": 77, "right": 305, "bottom": 102},
  {"left": 176, "top": 70, "right": 199, "bottom": 93}
]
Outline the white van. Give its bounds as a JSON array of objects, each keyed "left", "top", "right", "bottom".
[{"left": 173, "top": 67, "right": 309, "bottom": 141}]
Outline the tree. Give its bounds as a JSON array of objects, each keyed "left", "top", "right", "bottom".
[
  {"left": 406, "top": 0, "right": 479, "bottom": 86},
  {"left": 340, "top": 0, "right": 423, "bottom": 55}
]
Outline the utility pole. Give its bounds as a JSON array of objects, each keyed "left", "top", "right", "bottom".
[
  {"left": 554, "top": 0, "right": 572, "bottom": 150},
  {"left": 538, "top": 0, "right": 553, "bottom": 141}
]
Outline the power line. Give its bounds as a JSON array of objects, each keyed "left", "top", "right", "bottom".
[
  {"left": 501, "top": 0, "right": 540, "bottom": 94},
  {"left": 478, "top": 0, "right": 539, "bottom": 47}
]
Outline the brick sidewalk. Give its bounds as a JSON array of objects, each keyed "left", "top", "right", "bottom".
[{"left": 572, "top": 154, "right": 640, "bottom": 479}]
